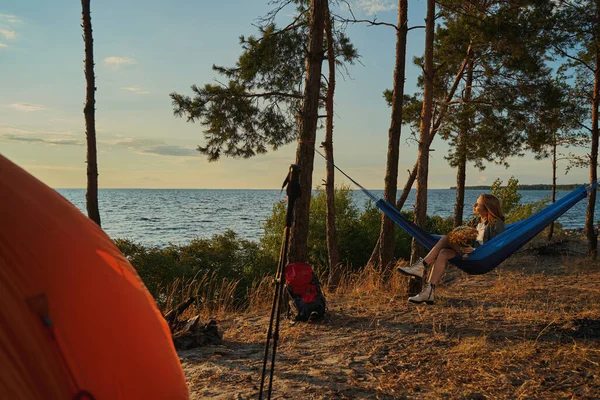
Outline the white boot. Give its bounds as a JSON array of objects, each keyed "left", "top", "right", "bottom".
[
  {"left": 408, "top": 283, "right": 435, "bottom": 305},
  {"left": 397, "top": 257, "right": 425, "bottom": 278}
]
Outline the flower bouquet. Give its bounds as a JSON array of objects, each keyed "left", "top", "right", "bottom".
[{"left": 448, "top": 225, "right": 478, "bottom": 259}]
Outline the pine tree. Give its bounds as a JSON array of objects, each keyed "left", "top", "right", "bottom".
[
  {"left": 170, "top": 1, "right": 358, "bottom": 264},
  {"left": 526, "top": 78, "right": 588, "bottom": 239},
  {"left": 552, "top": 0, "right": 600, "bottom": 258},
  {"left": 412, "top": 0, "right": 556, "bottom": 227}
]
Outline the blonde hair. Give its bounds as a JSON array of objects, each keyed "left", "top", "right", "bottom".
[{"left": 479, "top": 194, "right": 505, "bottom": 224}]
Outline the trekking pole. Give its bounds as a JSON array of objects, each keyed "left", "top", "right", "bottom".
[
  {"left": 258, "top": 228, "right": 288, "bottom": 399},
  {"left": 258, "top": 164, "right": 301, "bottom": 400}
]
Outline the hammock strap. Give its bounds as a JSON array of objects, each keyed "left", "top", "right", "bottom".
[{"left": 304, "top": 143, "right": 380, "bottom": 203}]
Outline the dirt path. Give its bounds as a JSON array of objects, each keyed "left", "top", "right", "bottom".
[{"left": 181, "top": 238, "right": 600, "bottom": 399}]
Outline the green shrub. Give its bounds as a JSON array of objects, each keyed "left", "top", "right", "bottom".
[
  {"left": 260, "top": 186, "right": 364, "bottom": 271},
  {"left": 491, "top": 176, "right": 522, "bottom": 215},
  {"left": 115, "top": 230, "right": 277, "bottom": 308},
  {"left": 505, "top": 196, "right": 549, "bottom": 224},
  {"left": 260, "top": 186, "right": 455, "bottom": 272},
  {"left": 114, "top": 238, "right": 182, "bottom": 298},
  {"left": 490, "top": 176, "right": 562, "bottom": 232},
  {"left": 426, "top": 214, "right": 455, "bottom": 235}
]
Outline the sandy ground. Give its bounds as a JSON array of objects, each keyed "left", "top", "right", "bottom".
[{"left": 180, "top": 237, "right": 600, "bottom": 399}]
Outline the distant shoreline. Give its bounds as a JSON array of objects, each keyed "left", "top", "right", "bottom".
[{"left": 450, "top": 184, "right": 590, "bottom": 190}]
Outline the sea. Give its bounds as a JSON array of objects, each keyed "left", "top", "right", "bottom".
[{"left": 57, "top": 188, "right": 598, "bottom": 248}]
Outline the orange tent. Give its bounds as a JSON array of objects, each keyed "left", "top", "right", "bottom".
[{"left": 0, "top": 154, "right": 189, "bottom": 399}]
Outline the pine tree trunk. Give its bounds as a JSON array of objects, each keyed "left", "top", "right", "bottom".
[
  {"left": 367, "top": 47, "right": 469, "bottom": 267},
  {"left": 453, "top": 53, "right": 473, "bottom": 227},
  {"left": 409, "top": 0, "right": 435, "bottom": 295},
  {"left": 548, "top": 141, "right": 557, "bottom": 240},
  {"left": 370, "top": 0, "right": 408, "bottom": 272},
  {"left": 288, "top": 0, "right": 326, "bottom": 263},
  {"left": 82, "top": 0, "right": 101, "bottom": 227},
  {"left": 323, "top": 5, "right": 341, "bottom": 290},
  {"left": 585, "top": 46, "right": 600, "bottom": 259},
  {"left": 454, "top": 155, "right": 467, "bottom": 227},
  {"left": 395, "top": 48, "right": 470, "bottom": 211}
]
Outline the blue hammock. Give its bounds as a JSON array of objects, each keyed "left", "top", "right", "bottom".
[
  {"left": 308, "top": 145, "right": 597, "bottom": 275},
  {"left": 375, "top": 182, "right": 597, "bottom": 275}
]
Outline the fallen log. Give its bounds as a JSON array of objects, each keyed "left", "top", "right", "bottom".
[
  {"left": 164, "top": 297, "right": 196, "bottom": 329},
  {"left": 172, "top": 318, "right": 223, "bottom": 350},
  {"left": 163, "top": 297, "right": 223, "bottom": 350}
]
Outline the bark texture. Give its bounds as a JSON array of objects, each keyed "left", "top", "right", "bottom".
[
  {"left": 585, "top": 44, "right": 600, "bottom": 259},
  {"left": 288, "top": 0, "right": 326, "bottom": 263},
  {"left": 323, "top": 4, "right": 341, "bottom": 289},
  {"left": 377, "top": 0, "right": 409, "bottom": 272},
  {"left": 82, "top": 0, "right": 101, "bottom": 226},
  {"left": 453, "top": 52, "right": 474, "bottom": 227},
  {"left": 366, "top": 0, "right": 408, "bottom": 270},
  {"left": 549, "top": 140, "right": 557, "bottom": 240},
  {"left": 409, "top": 0, "right": 435, "bottom": 294}
]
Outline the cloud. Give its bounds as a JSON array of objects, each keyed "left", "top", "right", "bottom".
[
  {"left": 108, "top": 137, "right": 198, "bottom": 157},
  {"left": 0, "top": 124, "right": 84, "bottom": 146},
  {"left": 0, "top": 124, "right": 196, "bottom": 157},
  {"left": 0, "top": 13, "right": 21, "bottom": 23},
  {"left": 144, "top": 144, "right": 198, "bottom": 157},
  {"left": 1, "top": 133, "right": 44, "bottom": 143},
  {"left": 354, "top": 0, "right": 396, "bottom": 15},
  {"left": 123, "top": 86, "right": 150, "bottom": 94},
  {"left": 0, "top": 28, "right": 16, "bottom": 39},
  {"left": 0, "top": 133, "right": 84, "bottom": 146},
  {"left": 0, "top": 14, "right": 21, "bottom": 48},
  {"left": 104, "top": 56, "right": 136, "bottom": 69},
  {"left": 8, "top": 103, "right": 47, "bottom": 112},
  {"left": 46, "top": 138, "right": 85, "bottom": 146}
]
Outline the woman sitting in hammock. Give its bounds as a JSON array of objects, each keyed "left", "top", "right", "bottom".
[{"left": 397, "top": 193, "right": 505, "bottom": 305}]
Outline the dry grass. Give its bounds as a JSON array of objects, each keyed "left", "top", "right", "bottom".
[
  {"left": 179, "top": 237, "right": 600, "bottom": 399},
  {"left": 162, "top": 271, "right": 241, "bottom": 318}
]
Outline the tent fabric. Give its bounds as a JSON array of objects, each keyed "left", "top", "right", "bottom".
[
  {"left": 0, "top": 154, "right": 189, "bottom": 399},
  {"left": 375, "top": 181, "right": 597, "bottom": 275}
]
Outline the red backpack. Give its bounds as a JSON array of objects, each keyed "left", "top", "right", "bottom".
[{"left": 284, "top": 263, "right": 326, "bottom": 322}]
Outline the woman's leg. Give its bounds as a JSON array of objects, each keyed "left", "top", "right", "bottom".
[
  {"left": 399, "top": 235, "right": 461, "bottom": 279},
  {"left": 423, "top": 235, "right": 452, "bottom": 264},
  {"left": 428, "top": 248, "right": 457, "bottom": 285},
  {"left": 409, "top": 248, "right": 459, "bottom": 304}
]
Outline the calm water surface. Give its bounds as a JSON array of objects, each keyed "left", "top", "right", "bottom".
[{"left": 57, "top": 188, "right": 597, "bottom": 247}]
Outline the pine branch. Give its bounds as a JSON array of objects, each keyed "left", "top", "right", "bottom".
[
  {"left": 336, "top": 0, "right": 398, "bottom": 30},
  {"left": 574, "top": 119, "right": 593, "bottom": 133},
  {"left": 259, "top": 0, "right": 296, "bottom": 24},
  {"left": 204, "top": 88, "right": 303, "bottom": 101},
  {"left": 551, "top": 44, "right": 595, "bottom": 73},
  {"left": 555, "top": 0, "right": 588, "bottom": 14},
  {"left": 342, "top": 17, "right": 398, "bottom": 30},
  {"left": 254, "top": 9, "right": 309, "bottom": 43}
]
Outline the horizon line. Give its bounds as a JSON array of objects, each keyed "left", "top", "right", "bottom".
[{"left": 53, "top": 183, "right": 588, "bottom": 191}]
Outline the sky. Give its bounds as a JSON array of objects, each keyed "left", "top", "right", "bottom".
[{"left": 0, "top": 0, "right": 592, "bottom": 189}]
